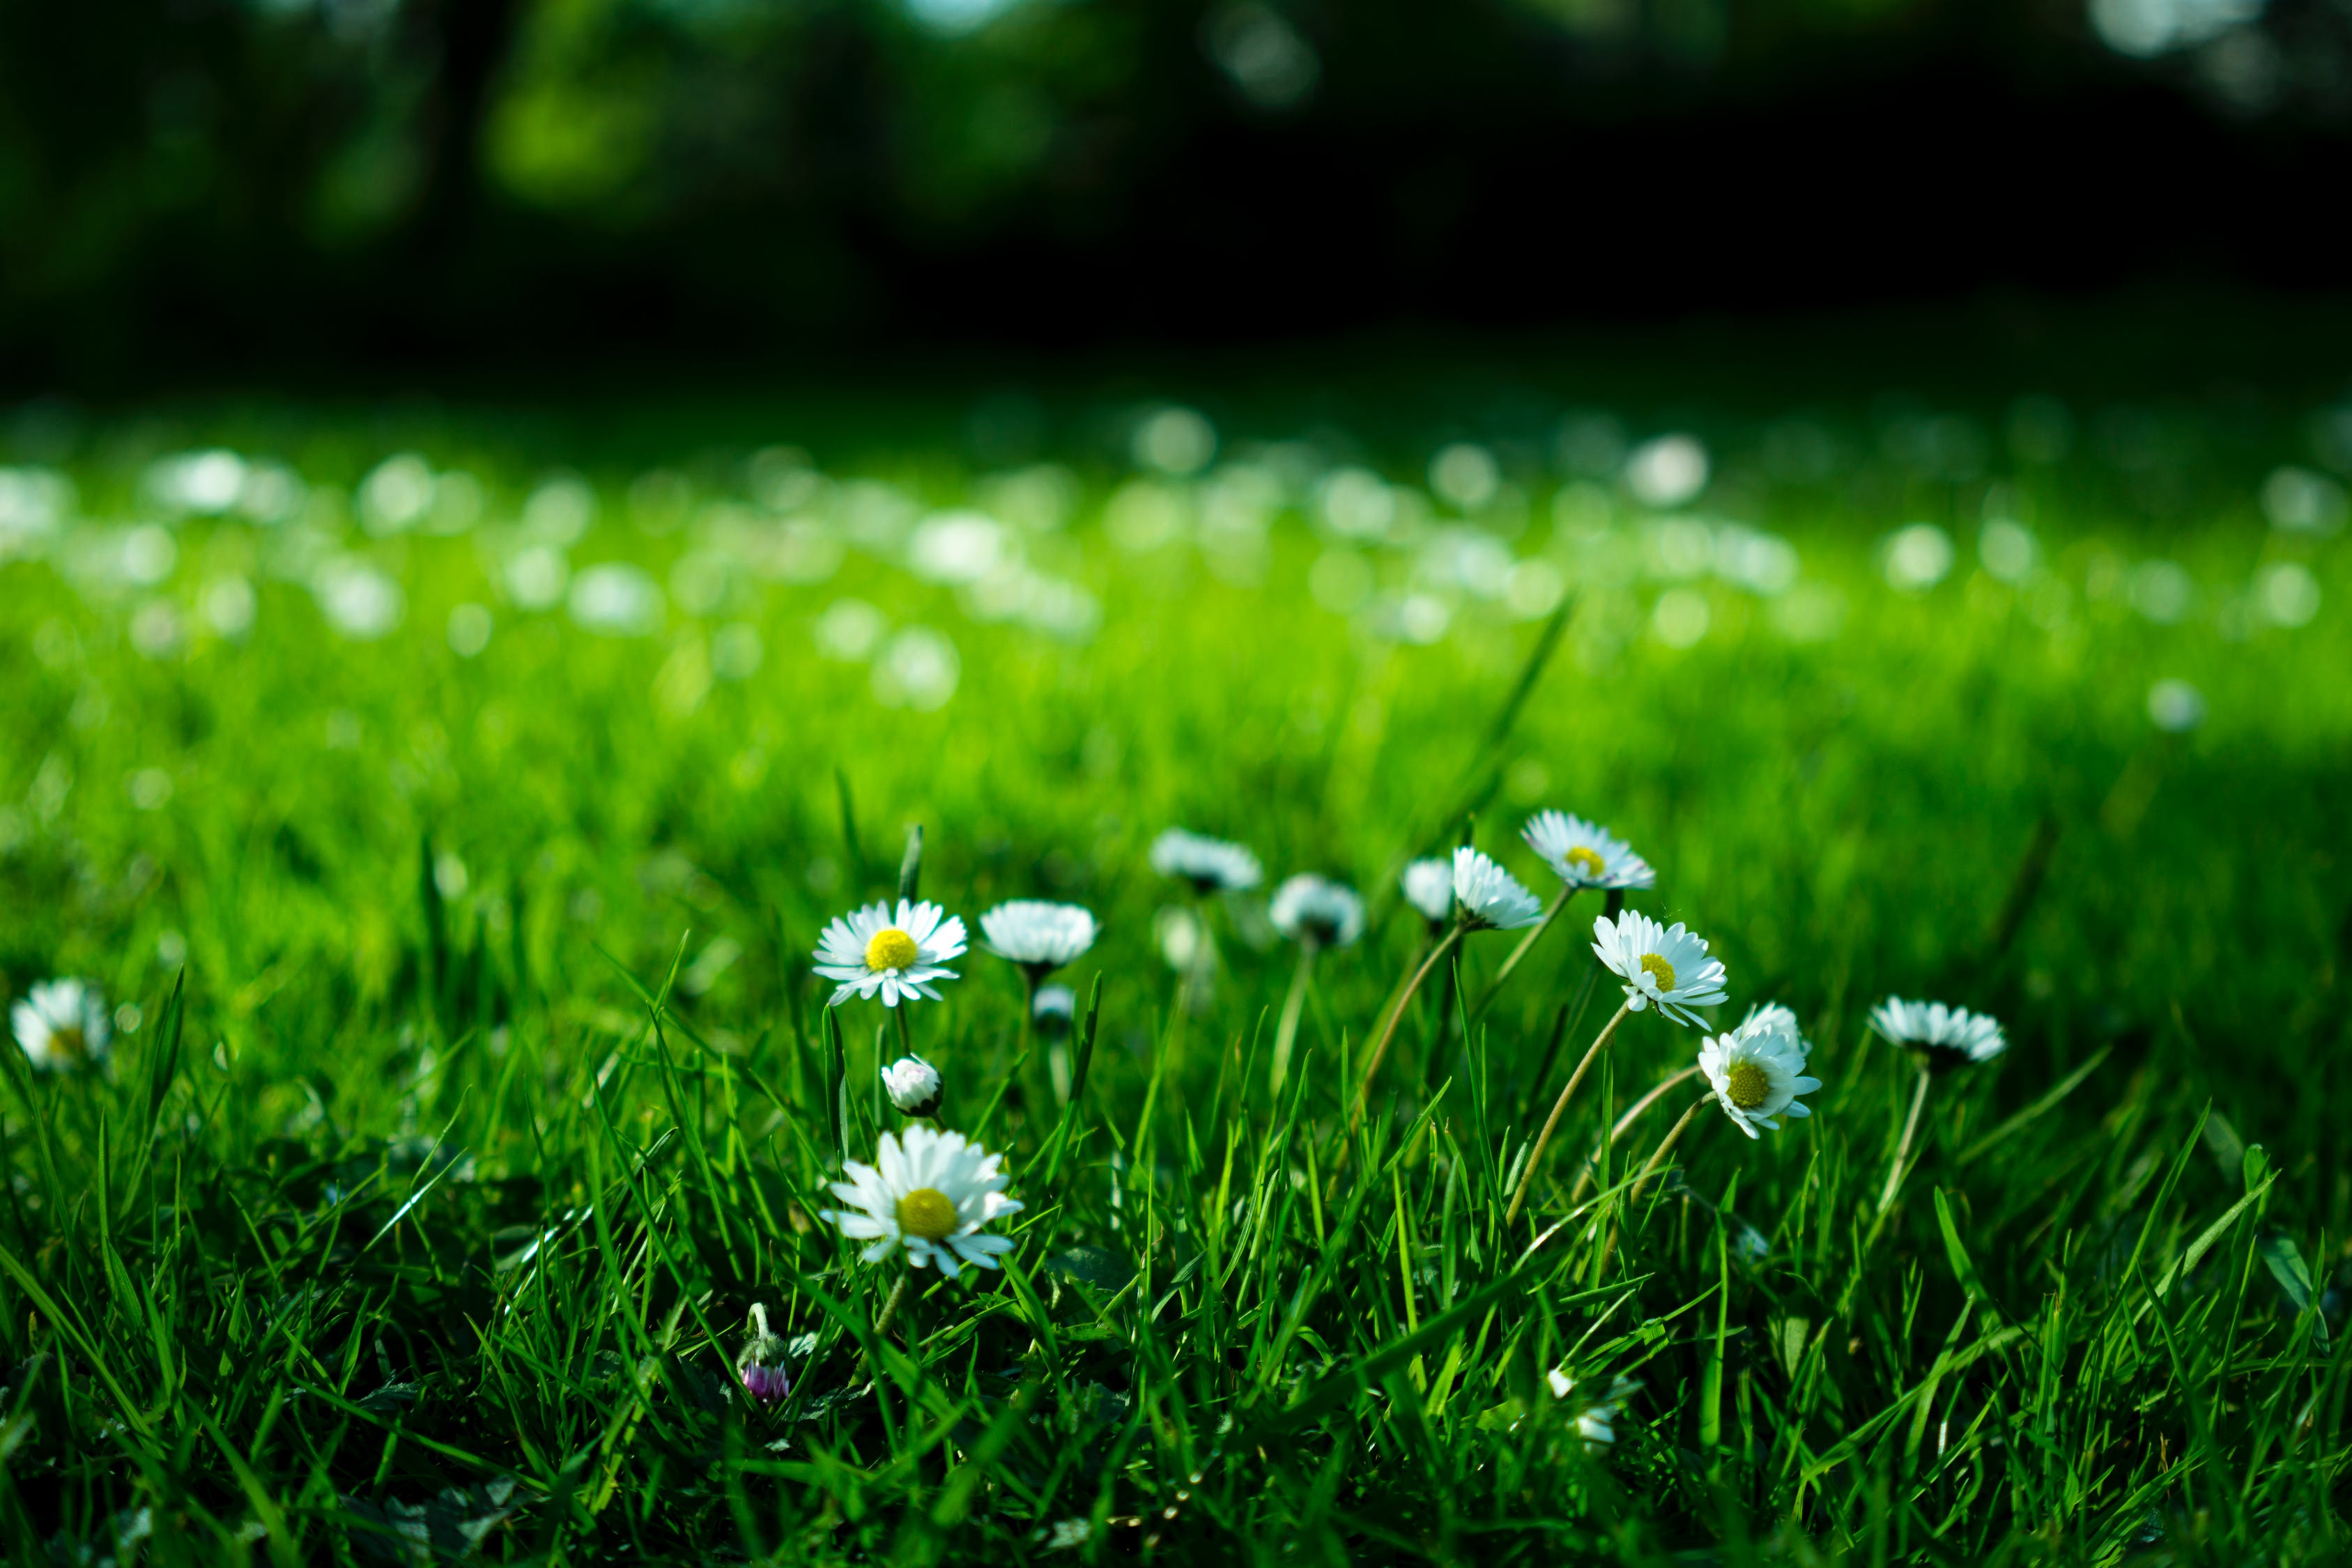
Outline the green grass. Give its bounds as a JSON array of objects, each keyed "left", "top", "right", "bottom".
[{"left": 2, "top": 376, "right": 2349, "bottom": 1565}]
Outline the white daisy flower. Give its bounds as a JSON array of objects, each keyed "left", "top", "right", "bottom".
[
  {"left": 1400, "top": 857, "right": 1454, "bottom": 926},
  {"left": 820, "top": 1123, "right": 1023, "bottom": 1278},
  {"left": 1698, "top": 1007, "right": 1821, "bottom": 1138},
  {"left": 1452, "top": 846, "right": 1544, "bottom": 931},
  {"left": 1590, "top": 911, "right": 1728, "bottom": 1027},
  {"left": 882, "top": 1054, "right": 944, "bottom": 1117},
  {"left": 979, "top": 900, "right": 1098, "bottom": 977},
  {"left": 813, "top": 900, "right": 967, "bottom": 1008},
  {"left": 1522, "top": 811, "right": 1656, "bottom": 891},
  {"left": 1033, "top": 982, "right": 1077, "bottom": 1036},
  {"left": 1870, "top": 997, "right": 2006, "bottom": 1066},
  {"left": 1546, "top": 1370, "right": 1638, "bottom": 1453},
  {"left": 1268, "top": 875, "right": 1367, "bottom": 947},
  {"left": 1149, "top": 828, "right": 1262, "bottom": 894},
  {"left": 12, "top": 978, "right": 112, "bottom": 1072}
]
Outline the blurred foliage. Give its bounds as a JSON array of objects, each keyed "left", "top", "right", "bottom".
[{"left": 5, "top": 0, "right": 2352, "bottom": 376}]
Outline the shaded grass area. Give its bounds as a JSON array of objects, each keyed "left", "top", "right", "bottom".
[{"left": 2, "top": 391, "right": 2350, "bottom": 1565}]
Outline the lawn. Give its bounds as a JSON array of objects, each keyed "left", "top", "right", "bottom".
[{"left": 2, "top": 360, "right": 2349, "bottom": 1564}]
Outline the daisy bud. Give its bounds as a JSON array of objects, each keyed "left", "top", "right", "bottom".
[
  {"left": 1033, "top": 983, "right": 1077, "bottom": 1039},
  {"left": 737, "top": 1302, "right": 790, "bottom": 1405},
  {"left": 882, "top": 1054, "right": 944, "bottom": 1118}
]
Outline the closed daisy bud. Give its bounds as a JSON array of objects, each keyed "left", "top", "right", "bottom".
[
  {"left": 813, "top": 899, "right": 967, "bottom": 1008},
  {"left": 979, "top": 900, "right": 1098, "bottom": 980},
  {"left": 1870, "top": 997, "right": 2006, "bottom": 1069},
  {"left": 1149, "top": 829, "right": 1262, "bottom": 895},
  {"left": 1268, "top": 875, "right": 1367, "bottom": 947},
  {"left": 820, "top": 1124, "right": 1023, "bottom": 1279},
  {"left": 1698, "top": 1005, "right": 1821, "bottom": 1138},
  {"left": 737, "top": 1302, "right": 790, "bottom": 1405},
  {"left": 1033, "top": 983, "right": 1077, "bottom": 1038},
  {"left": 1522, "top": 811, "right": 1656, "bottom": 892},
  {"left": 882, "top": 1054, "right": 944, "bottom": 1118},
  {"left": 1590, "top": 911, "right": 1728, "bottom": 1027},
  {"left": 12, "top": 978, "right": 112, "bottom": 1073},
  {"left": 1450, "top": 847, "right": 1544, "bottom": 931},
  {"left": 1399, "top": 857, "right": 1454, "bottom": 929}
]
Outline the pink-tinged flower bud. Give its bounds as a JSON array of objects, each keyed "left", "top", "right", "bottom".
[{"left": 737, "top": 1302, "right": 790, "bottom": 1406}]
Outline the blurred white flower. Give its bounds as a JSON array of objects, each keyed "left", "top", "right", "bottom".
[
  {"left": 1882, "top": 524, "right": 1955, "bottom": 592},
  {"left": 1400, "top": 857, "right": 1454, "bottom": 926},
  {"left": 568, "top": 562, "right": 663, "bottom": 636},
  {"left": 1870, "top": 997, "right": 2006, "bottom": 1066},
  {"left": 908, "top": 511, "right": 1009, "bottom": 584},
  {"left": 1132, "top": 406, "right": 1217, "bottom": 475},
  {"left": 2146, "top": 677, "right": 2206, "bottom": 732},
  {"left": 872, "top": 627, "right": 960, "bottom": 710},
  {"left": 981, "top": 900, "right": 1099, "bottom": 976},
  {"left": 1624, "top": 435, "right": 1708, "bottom": 509},
  {"left": 1269, "top": 875, "right": 1366, "bottom": 947},
  {"left": 2255, "top": 562, "right": 2320, "bottom": 627},
  {"left": 13, "top": 978, "right": 111, "bottom": 1072},
  {"left": 314, "top": 561, "right": 404, "bottom": 640},
  {"left": 2261, "top": 466, "right": 2348, "bottom": 535},
  {"left": 1151, "top": 829, "right": 1262, "bottom": 893}
]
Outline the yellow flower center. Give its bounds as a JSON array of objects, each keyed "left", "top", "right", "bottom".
[
  {"left": 865, "top": 928, "right": 920, "bottom": 972},
  {"left": 1638, "top": 953, "right": 1676, "bottom": 991},
  {"left": 896, "top": 1187, "right": 959, "bottom": 1243},
  {"left": 1565, "top": 846, "right": 1605, "bottom": 879},
  {"left": 52, "top": 1024, "right": 88, "bottom": 1063},
  {"left": 1725, "top": 1061, "right": 1771, "bottom": 1110}
]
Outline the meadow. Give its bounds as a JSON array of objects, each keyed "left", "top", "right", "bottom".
[{"left": 2, "top": 359, "right": 2349, "bottom": 1565}]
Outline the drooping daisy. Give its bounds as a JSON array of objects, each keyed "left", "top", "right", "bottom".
[
  {"left": 820, "top": 1124, "right": 1023, "bottom": 1279},
  {"left": 1400, "top": 857, "right": 1454, "bottom": 928},
  {"left": 737, "top": 1302, "right": 790, "bottom": 1405},
  {"left": 882, "top": 1054, "right": 944, "bottom": 1117},
  {"left": 1546, "top": 1370, "right": 1639, "bottom": 1453},
  {"left": 1698, "top": 1008, "right": 1821, "bottom": 1138},
  {"left": 12, "top": 978, "right": 112, "bottom": 1072},
  {"left": 1522, "top": 811, "right": 1656, "bottom": 892},
  {"left": 813, "top": 899, "right": 967, "bottom": 1008},
  {"left": 1452, "top": 846, "right": 1544, "bottom": 931},
  {"left": 1149, "top": 829, "right": 1263, "bottom": 894},
  {"left": 1269, "top": 875, "right": 1367, "bottom": 947},
  {"left": 1033, "top": 982, "right": 1077, "bottom": 1037},
  {"left": 1590, "top": 911, "right": 1728, "bottom": 1027},
  {"left": 979, "top": 900, "right": 1098, "bottom": 978},
  {"left": 1870, "top": 997, "right": 2006, "bottom": 1068}
]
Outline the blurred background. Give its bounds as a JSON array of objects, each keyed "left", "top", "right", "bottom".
[{"left": 8, "top": 0, "right": 2352, "bottom": 385}]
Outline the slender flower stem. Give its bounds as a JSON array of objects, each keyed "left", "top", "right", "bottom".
[
  {"left": 1271, "top": 939, "right": 1319, "bottom": 1099},
  {"left": 857, "top": 1270, "right": 914, "bottom": 1381},
  {"left": 1504, "top": 1000, "right": 1633, "bottom": 1226},
  {"left": 1625, "top": 1095, "right": 1709, "bottom": 1206},
  {"left": 1875, "top": 1064, "right": 1935, "bottom": 1217},
  {"left": 1352, "top": 923, "right": 1465, "bottom": 1126},
  {"left": 1569, "top": 1064, "right": 1702, "bottom": 1204},
  {"left": 1471, "top": 886, "right": 1576, "bottom": 1020},
  {"left": 893, "top": 1004, "right": 914, "bottom": 1063}
]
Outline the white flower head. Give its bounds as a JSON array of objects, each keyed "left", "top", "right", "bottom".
[
  {"left": 1149, "top": 829, "right": 1262, "bottom": 894},
  {"left": 1870, "top": 997, "right": 2006, "bottom": 1068},
  {"left": 813, "top": 899, "right": 967, "bottom": 1008},
  {"left": 1268, "top": 875, "right": 1367, "bottom": 947},
  {"left": 1400, "top": 857, "right": 1454, "bottom": 926},
  {"left": 980, "top": 900, "right": 1098, "bottom": 976},
  {"left": 1590, "top": 911, "right": 1728, "bottom": 1027},
  {"left": 820, "top": 1123, "right": 1023, "bottom": 1278},
  {"left": 1522, "top": 811, "right": 1656, "bottom": 891},
  {"left": 1546, "top": 1370, "right": 1638, "bottom": 1454},
  {"left": 12, "top": 978, "right": 112, "bottom": 1072},
  {"left": 1452, "top": 847, "right": 1544, "bottom": 931},
  {"left": 1699, "top": 1007, "right": 1821, "bottom": 1138},
  {"left": 1033, "top": 982, "right": 1077, "bottom": 1036},
  {"left": 882, "top": 1054, "right": 944, "bottom": 1117}
]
